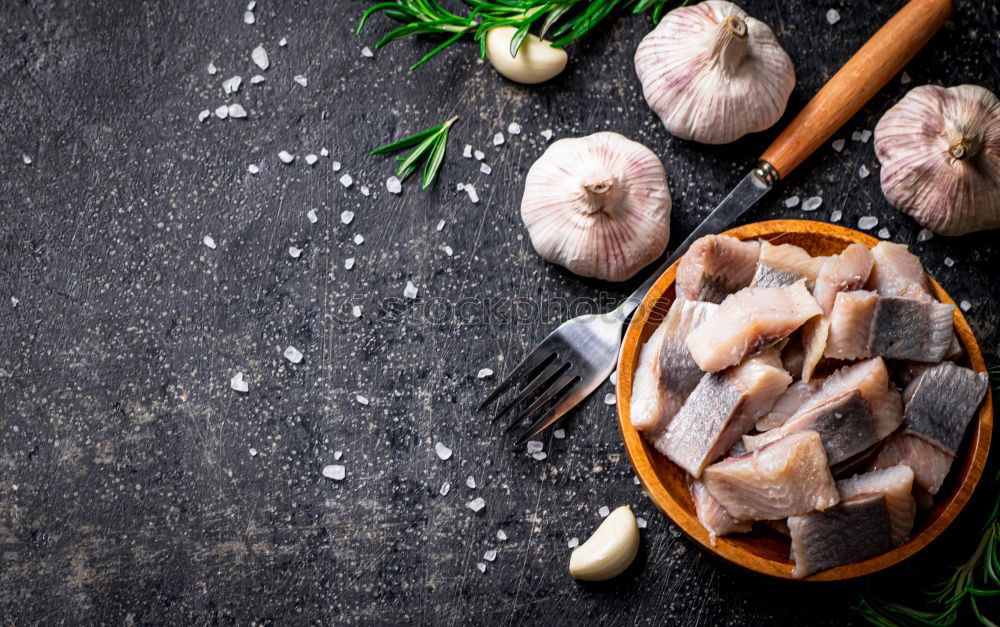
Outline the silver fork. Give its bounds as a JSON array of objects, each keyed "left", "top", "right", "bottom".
[{"left": 479, "top": 170, "right": 773, "bottom": 445}]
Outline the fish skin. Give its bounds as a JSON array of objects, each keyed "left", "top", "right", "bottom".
[
  {"left": 901, "top": 361, "right": 989, "bottom": 455},
  {"left": 689, "top": 477, "right": 752, "bottom": 546},
  {"left": 788, "top": 493, "right": 891, "bottom": 579},
  {"left": 825, "top": 290, "right": 878, "bottom": 360},
  {"left": 813, "top": 244, "right": 875, "bottom": 316},
  {"left": 871, "top": 431, "right": 955, "bottom": 495},
  {"left": 754, "top": 242, "right": 827, "bottom": 286},
  {"left": 630, "top": 300, "right": 718, "bottom": 437},
  {"left": 703, "top": 431, "right": 839, "bottom": 521},
  {"left": 750, "top": 265, "right": 805, "bottom": 288},
  {"left": 837, "top": 465, "right": 916, "bottom": 545},
  {"left": 871, "top": 297, "right": 955, "bottom": 362},
  {"left": 675, "top": 235, "right": 761, "bottom": 303},
  {"left": 756, "top": 379, "right": 823, "bottom": 432},
  {"left": 686, "top": 281, "right": 823, "bottom": 373}
]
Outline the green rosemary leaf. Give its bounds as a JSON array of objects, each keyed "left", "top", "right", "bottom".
[
  {"left": 509, "top": 22, "right": 532, "bottom": 57},
  {"left": 371, "top": 124, "right": 443, "bottom": 155},
  {"left": 421, "top": 134, "right": 448, "bottom": 188},
  {"left": 395, "top": 136, "right": 440, "bottom": 181},
  {"left": 411, "top": 29, "right": 469, "bottom": 68},
  {"left": 372, "top": 117, "right": 457, "bottom": 188}
]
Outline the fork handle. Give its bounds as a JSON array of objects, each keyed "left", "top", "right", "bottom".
[{"left": 760, "top": 0, "right": 952, "bottom": 178}]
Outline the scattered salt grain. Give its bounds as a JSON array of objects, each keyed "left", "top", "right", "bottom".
[
  {"left": 11, "top": 297, "right": 18, "bottom": 307},
  {"left": 484, "top": 549, "right": 497, "bottom": 562},
  {"left": 434, "top": 442, "right": 453, "bottom": 460},
  {"left": 249, "top": 447, "right": 258, "bottom": 456},
  {"left": 230, "top": 372, "right": 249, "bottom": 393},
  {"left": 198, "top": 109, "right": 210, "bottom": 122},
  {"left": 436, "top": 219, "right": 446, "bottom": 231},
  {"left": 222, "top": 75, "right": 242, "bottom": 94},
  {"left": 877, "top": 228, "right": 891, "bottom": 239},
  {"left": 785, "top": 196, "right": 800, "bottom": 208},
  {"left": 497, "top": 530, "right": 508, "bottom": 541},
  {"left": 610, "top": 370, "right": 618, "bottom": 386},
  {"left": 361, "top": 46, "right": 374, "bottom": 58},
  {"left": 852, "top": 130, "right": 863, "bottom": 142},
  {"left": 568, "top": 538, "right": 579, "bottom": 549},
  {"left": 507, "top": 122, "right": 521, "bottom": 135},
  {"left": 322, "top": 465, "right": 346, "bottom": 481},
  {"left": 288, "top": 246, "right": 302, "bottom": 258},
  {"left": 293, "top": 74, "right": 308, "bottom": 87},
  {"left": 278, "top": 150, "right": 295, "bottom": 164},
  {"left": 246, "top": 1, "right": 255, "bottom": 11},
  {"left": 353, "top": 234, "right": 364, "bottom": 245},
  {"left": 250, "top": 75, "right": 264, "bottom": 84},
  {"left": 526, "top": 441, "right": 544, "bottom": 454},
  {"left": 493, "top": 132, "right": 505, "bottom": 146},
  {"left": 476, "top": 563, "right": 487, "bottom": 573},
  {"left": 356, "top": 394, "right": 370, "bottom": 406},
  {"left": 858, "top": 216, "right": 878, "bottom": 230},
  {"left": 467, "top": 497, "right": 486, "bottom": 512},
  {"left": 333, "top": 161, "right": 342, "bottom": 171},
  {"left": 917, "top": 228, "right": 933, "bottom": 242},
  {"left": 553, "top": 429, "right": 565, "bottom": 439},
  {"left": 477, "top": 368, "right": 493, "bottom": 379},
  {"left": 860, "top": 129, "right": 872, "bottom": 143},
  {"left": 334, "top": 451, "right": 343, "bottom": 460},
  {"left": 252, "top": 45, "right": 269, "bottom": 70},
  {"left": 215, "top": 105, "right": 229, "bottom": 119},
  {"left": 403, "top": 281, "right": 418, "bottom": 299},
  {"left": 457, "top": 183, "right": 465, "bottom": 191},
  {"left": 207, "top": 62, "right": 218, "bottom": 75},
  {"left": 307, "top": 209, "right": 318, "bottom": 223},
  {"left": 541, "top": 129, "right": 553, "bottom": 141},
  {"left": 637, "top": 517, "right": 647, "bottom": 529},
  {"left": 604, "top": 393, "right": 616, "bottom": 405},
  {"left": 599, "top": 506, "right": 610, "bottom": 518},
  {"left": 826, "top": 8, "right": 840, "bottom": 25},
  {"left": 341, "top": 210, "right": 355, "bottom": 225},
  {"left": 320, "top": 148, "right": 329, "bottom": 157},
  {"left": 463, "top": 144, "right": 472, "bottom": 158},
  {"left": 466, "top": 476, "right": 476, "bottom": 489},
  {"left": 386, "top": 176, "right": 402, "bottom": 194},
  {"left": 227, "top": 103, "right": 247, "bottom": 118},
  {"left": 474, "top": 150, "right": 485, "bottom": 161},
  {"left": 832, "top": 139, "right": 846, "bottom": 152},
  {"left": 901, "top": 71, "right": 912, "bottom": 85},
  {"left": 440, "top": 482, "right": 450, "bottom": 496},
  {"left": 243, "top": 10, "right": 255, "bottom": 24},
  {"left": 960, "top": 300, "right": 971, "bottom": 312},
  {"left": 283, "top": 345, "right": 303, "bottom": 364},
  {"left": 830, "top": 210, "right": 842, "bottom": 223},
  {"left": 305, "top": 154, "right": 318, "bottom": 165},
  {"left": 360, "top": 185, "right": 370, "bottom": 196},
  {"left": 633, "top": 476, "right": 641, "bottom": 485},
  {"left": 248, "top": 164, "right": 260, "bottom": 174},
  {"left": 352, "top": 305, "right": 362, "bottom": 318},
  {"left": 339, "top": 173, "right": 354, "bottom": 188},
  {"left": 859, "top": 164, "right": 870, "bottom": 179},
  {"left": 465, "top": 184, "right": 479, "bottom": 204},
  {"left": 345, "top": 257, "right": 355, "bottom": 270},
  {"left": 944, "top": 257, "right": 955, "bottom": 267},
  {"left": 279, "top": 37, "right": 287, "bottom": 47},
  {"left": 802, "top": 196, "right": 823, "bottom": 212},
  {"left": 480, "top": 163, "right": 492, "bottom": 175},
  {"left": 443, "top": 246, "right": 453, "bottom": 257},
  {"left": 203, "top": 235, "right": 217, "bottom": 249},
  {"left": 532, "top": 452, "right": 547, "bottom": 461}
]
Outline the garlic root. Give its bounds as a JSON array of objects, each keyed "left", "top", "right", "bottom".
[
  {"left": 569, "top": 506, "right": 641, "bottom": 581},
  {"left": 485, "top": 26, "right": 568, "bottom": 85}
]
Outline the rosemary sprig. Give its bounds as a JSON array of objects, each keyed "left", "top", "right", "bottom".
[
  {"left": 855, "top": 367, "right": 1000, "bottom": 627},
  {"left": 356, "top": 0, "right": 680, "bottom": 69},
  {"left": 371, "top": 116, "right": 458, "bottom": 189}
]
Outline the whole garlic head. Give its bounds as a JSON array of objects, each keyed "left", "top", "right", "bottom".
[
  {"left": 634, "top": 1, "right": 795, "bottom": 144},
  {"left": 485, "top": 26, "right": 568, "bottom": 85},
  {"left": 875, "top": 84, "right": 1000, "bottom": 236},
  {"left": 520, "top": 132, "right": 672, "bottom": 282}
]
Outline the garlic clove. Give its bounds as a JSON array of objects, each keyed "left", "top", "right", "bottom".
[
  {"left": 634, "top": 1, "right": 795, "bottom": 144},
  {"left": 485, "top": 26, "right": 568, "bottom": 85},
  {"left": 874, "top": 84, "right": 1000, "bottom": 236},
  {"left": 569, "top": 505, "right": 641, "bottom": 581},
  {"left": 520, "top": 132, "right": 672, "bottom": 282}
]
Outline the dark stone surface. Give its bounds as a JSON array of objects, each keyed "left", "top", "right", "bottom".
[{"left": 1, "top": 0, "right": 997, "bottom": 624}]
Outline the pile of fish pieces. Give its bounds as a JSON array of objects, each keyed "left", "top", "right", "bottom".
[{"left": 631, "top": 235, "right": 989, "bottom": 578}]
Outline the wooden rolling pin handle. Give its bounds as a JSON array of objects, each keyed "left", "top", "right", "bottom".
[{"left": 760, "top": 0, "right": 953, "bottom": 179}]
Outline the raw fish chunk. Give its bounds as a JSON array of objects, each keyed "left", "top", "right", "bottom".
[
  {"left": 631, "top": 300, "right": 718, "bottom": 437},
  {"left": 703, "top": 431, "right": 839, "bottom": 521},
  {"left": 690, "top": 477, "right": 752, "bottom": 546},
  {"left": 751, "top": 242, "right": 827, "bottom": 288},
  {"left": 656, "top": 350, "right": 791, "bottom": 477},
  {"left": 788, "top": 493, "right": 890, "bottom": 578},
  {"left": 800, "top": 316, "right": 829, "bottom": 382},
  {"left": 901, "top": 361, "right": 988, "bottom": 455},
  {"left": 813, "top": 244, "right": 875, "bottom": 315},
  {"left": 825, "top": 291, "right": 878, "bottom": 360},
  {"left": 871, "top": 431, "right": 954, "bottom": 495},
  {"left": 675, "top": 235, "right": 761, "bottom": 304},
  {"left": 868, "top": 242, "right": 933, "bottom": 302},
  {"left": 871, "top": 297, "right": 955, "bottom": 362},
  {"left": 756, "top": 379, "right": 822, "bottom": 432},
  {"left": 781, "top": 334, "right": 806, "bottom": 380},
  {"left": 838, "top": 465, "right": 916, "bottom": 545},
  {"left": 686, "top": 281, "right": 823, "bottom": 373}
]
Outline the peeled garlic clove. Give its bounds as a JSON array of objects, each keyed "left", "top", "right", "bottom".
[
  {"left": 520, "top": 132, "right": 671, "bottom": 282},
  {"left": 634, "top": 1, "right": 795, "bottom": 144},
  {"left": 485, "top": 26, "right": 568, "bottom": 85},
  {"left": 569, "top": 505, "right": 641, "bottom": 581},
  {"left": 874, "top": 84, "right": 1000, "bottom": 236}
]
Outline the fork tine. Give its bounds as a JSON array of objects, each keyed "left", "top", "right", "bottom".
[
  {"left": 476, "top": 347, "right": 555, "bottom": 412},
  {"left": 491, "top": 360, "right": 565, "bottom": 421},
  {"left": 515, "top": 388, "right": 582, "bottom": 446},
  {"left": 503, "top": 372, "right": 576, "bottom": 433}
]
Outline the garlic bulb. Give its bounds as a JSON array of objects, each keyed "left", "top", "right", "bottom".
[
  {"left": 485, "top": 26, "right": 568, "bottom": 85},
  {"left": 569, "top": 505, "right": 641, "bottom": 581},
  {"left": 874, "top": 84, "right": 1000, "bottom": 236},
  {"left": 634, "top": 1, "right": 795, "bottom": 144},
  {"left": 520, "top": 132, "right": 672, "bottom": 282}
]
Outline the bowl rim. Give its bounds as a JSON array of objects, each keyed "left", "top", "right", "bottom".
[{"left": 616, "top": 219, "right": 994, "bottom": 581}]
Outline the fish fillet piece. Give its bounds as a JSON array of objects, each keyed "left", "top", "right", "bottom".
[
  {"left": 838, "top": 465, "right": 916, "bottom": 545},
  {"left": 868, "top": 242, "right": 934, "bottom": 302},
  {"left": 675, "top": 235, "right": 761, "bottom": 304},
  {"left": 631, "top": 299, "right": 719, "bottom": 437},
  {"left": 871, "top": 297, "right": 955, "bottom": 362},
  {"left": 756, "top": 379, "right": 823, "bottom": 432},
  {"left": 788, "top": 493, "right": 890, "bottom": 578},
  {"left": 686, "top": 281, "right": 823, "bottom": 373},
  {"left": 689, "top": 477, "right": 752, "bottom": 546},
  {"left": 781, "top": 334, "right": 805, "bottom": 380},
  {"left": 656, "top": 350, "right": 791, "bottom": 477},
  {"left": 901, "top": 361, "right": 989, "bottom": 455},
  {"left": 800, "top": 316, "right": 829, "bottom": 382},
  {"left": 813, "top": 244, "right": 875, "bottom": 316},
  {"left": 871, "top": 431, "right": 955, "bottom": 495},
  {"left": 702, "top": 431, "right": 839, "bottom": 521},
  {"left": 750, "top": 242, "right": 826, "bottom": 288},
  {"left": 825, "top": 291, "right": 878, "bottom": 360}
]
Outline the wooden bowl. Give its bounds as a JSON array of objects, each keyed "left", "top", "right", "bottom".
[{"left": 616, "top": 219, "right": 993, "bottom": 581}]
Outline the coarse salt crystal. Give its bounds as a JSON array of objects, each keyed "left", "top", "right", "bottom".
[
  {"left": 252, "top": 45, "right": 269, "bottom": 70},
  {"left": 339, "top": 173, "right": 353, "bottom": 188},
  {"left": 785, "top": 196, "right": 800, "bottom": 208},
  {"left": 637, "top": 517, "right": 647, "bottom": 529},
  {"left": 466, "top": 476, "right": 476, "bottom": 489},
  {"left": 250, "top": 75, "right": 264, "bottom": 84},
  {"left": 858, "top": 216, "right": 878, "bottom": 230},
  {"left": 322, "top": 465, "right": 346, "bottom": 481},
  {"left": 293, "top": 74, "right": 308, "bottom": 87},
  {"left": 248, "top": 164, "right": 260, "bottom": 174},
  {"left": 456, "top": 183, "right": 464, "bottom": 191},
  {"left": 198, "top": 109, "right": 211, "bottom": 122},
  {"left": 283, "top": 345, "right": 303, "bottom": 363},
  {"left": 305, "top": 154, "right": 318, "bottom": 165},
  {"left": 230, "top": 372, "right": 249, "bottom": 393},
  {"left": 243, "top": 10, "right": 255, "bottom": 24},
  {"left": 610, "top": 370, "right": 618, "bottom": 386},
  {"left": 307, "top": 209, "right": 318, "bottom": 223},
  {"left": 246, "top": 1, "right": 255, "bottom": 11},
  {"left": 476, "top": 563, "right": 486, "bottom": 573},
  {"left": 599, "top": 506, "right": 610, "bottom": 517},
  {"left": 467, "top": 497, "right": 486, "bottom": 512},
  {"left": 203, "top": 235, "right": 217, "bottom": 249},
  {"left": 434, "top": 442, "right": 452, "bottom": 460},
  {"left": 443, "top": 245, "right": 453, "bottom": 257},
  {"left": 507, "top": 122, "right": 521, "bottom": 135},
  {"left": 352, "top": 305, "right": 362, "bottom": 318},
  {"left": 440, "top": 482, "right": 450, "bottom": 496},
  {"left": 222, "top": 75, "right": 242, "bottom": 94},
  {"left": 360, "top": 185, "right": 370, "bottom": 196},
  {"left": 279, "top": 37, "right": 287, "bottom": 47},
  {"left": 353, "top": 234, "right": 364, "bottom": 245},
  {"left": 386, "top": 176, "right": 402, "bottom": 194},
  {"left": 477, "top": 368, "right": 493, "bottom": 379},
  {"left": 877, "top": 228, "right": 891, "bottom": 239},
  {"left": 484, "top": 549, "right": 497, "bottom": 561},
  {"left": 830, "top": 210, "right": 843, "bottom": 223},
  {"left": 465, "top": 184, "right": 479, "bottom": 204},
  {"left": 361, "top": 46, "right": 374, "bottom": 58},
  {"left": 436, "top": 219, "right": 446, "bottom": 231},
  {"left": 249, "top": 447, "right": 258, "bottom": 456},
  {"left": 917, "top": 228, "right": 933, "bottom": 242},
  {"left": 356, "top": 394, "right": 370, "bottom": 405},
  {"left": 463, "top": 144, "right": 472, "bottom": 158},
  {"left": 568, "top": 538, "right": 579, "bottom": 549},
  {"left": 944, "top": 257, "right": 955, "bottom": 267},
  {"left": 526, "top": 441, "right": 543, "bottom": 454},
  {"left": 11, "top": 296, "right": 19, "bottom": 307},
  {"left": 802, "top": 196, "right": 823, "bottom": 212},
  {"left": 345, "top": 257, "right": 355, "bottom": 270},
  {"left": 553, "top": 429, "right": 565, "bottom": 439},
  {"left": 497, "top": 530, "right": 507, "bottom": 541},
  {"left": 403, "top": 281, "right": 418, "bottom": 299},
  {"left": 832, "top": 139, "right": 846, "bottom": 152},
  {"left": 604, "top": 393, "right": 616, "bottom": 405},
  {"left": 480, "top": 163, "right": 492, "bottom": 175},
  {"left": 960, "top": 300, "right": 971, "bottom": 311},
  {"left": 334, "top": 451, "right": 343, "bottom": 460},
  {"left": 278, "top": 150, "right": 295, "bottom": 163},
  {"left": 826, "top": 8, "right": 840, "bottom": 24},
  {"left": 228, "top": 103, "right": 247, "bottom": 118},
  {"left": 492, "top": 132, "right": 504, "bottom": 146},
  {"left": 474, "top": 150, "right": 485, "bottom": 161},
  {"left": 341, "top": 210, "right": 355, "bottom": 225},
  {"left": 541, "top": 129, "right": 553, "bottom": 141},
  {"left": 860, "top": 129, "right": 872, "bottom": 143},
  {"left": 901, "top": 71, "right": 912, "bottom": 85},
  {"left": 852, "top": 130, "right": 863, "bottom": 142},
  {"left": 288, "top": 246, "right": 302, "bottom": 258},
  {"left": 532, "top": 451, "right": 547, "bottom": 461},
  {"left": 215, "top": 105, "right": 229, "bottom": 119},
  {"left": 207, "top": 62, "right": 218, "bottom": 75},
  {"left": 859, "top": 165, "right": 870, "bottom": 179},
  {"left": 633, "top": 476, "right": 641, "bottom": 485},
  {"left": 320, "top": 148, "right": 329, "bottom": 157},
  {"left": 333, "top": 161, "right": 342, "bottom": 171}
]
